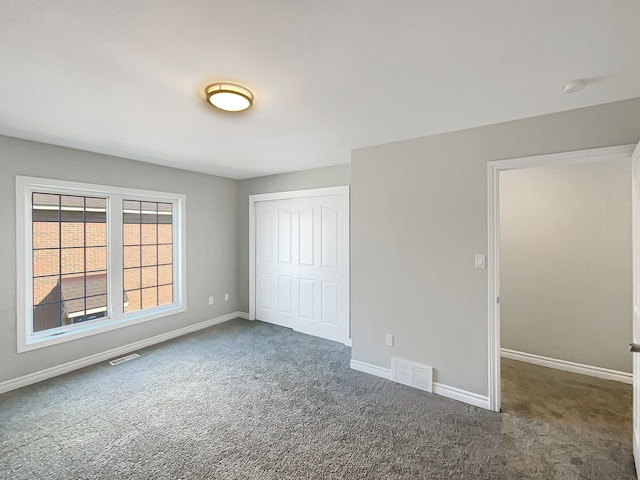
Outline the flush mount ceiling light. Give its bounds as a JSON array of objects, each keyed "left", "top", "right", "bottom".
[{"left": 205, "top": 82, "right": 254, "bottom": 112}]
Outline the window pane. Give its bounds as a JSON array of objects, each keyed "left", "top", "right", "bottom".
[
  {"left": 61, "top": 195, "right": 85, "bottom": 222},
  {"left": 158, "top": 285, "right": 172, "bottom": 306},
  {"left": 157, "top": 202, "right": 172, "bottom": 213},
  {"left": 141, "top": 202, "right": 157, "bottom": 224},
  {"left": 85, "top": 197, "right": 106, "bottom": 209},
  {"left": 157, "top": 203, "right": 173, "bottom": 224},
  {"left": 78, "top": 294, "right": 107, "bottom": 323},
  {"left": 86, "top": 223, "right": 107, "bottom": 247},
  {"left": 33, "top": 249, "right": 60, "bottom": 277},
  {"left": 141, "top": 224, "right": 157, "bottom": 245},
  {"left": 85, "top": 197, "right": 106, "bottom": 224},
  {"left": 123, "top": 200, "right": 141, "bottom": 224},
  {"left": 64, "top": 297, "right": 85, "bottom": 317},
  {"left": 33, "top": 302, "right": 62, "bottom": 332},
  {"left": 86, "top": 272, "right": 107, "bottom": 297},
  {"left": 158, "top": 244, "right": 172, "bottom": 264},
  {"left": 61, "top": 222, "right": 84, "bottom": 248},
  {"left": 123, "top": 200, "right": 140, "bottom": 211},
  {"left": 158, "top": 264, "right": 172, "bottom": 286},
  {"left": 62, "top": 292, "right": 108, "bottom": 325},
  {"left": 33, "top": 276, "right": 61, "bottom": 305},
  {"left": 32, "top": 193, "right": 60, "bottom": 222},
  {"left": 123, "top": 199, "right": 173, "bottom": 314},
  {"left": 141, "top": 266, "right": 157, "bottom": 288},
  {"left": 124, "top": 268, "right": 141, "bottom": 290},
  {"left": 61, "top": 195, "right": 84, "bottom": 208},
  {"left": 141, "top": 287, "right": 158, "bottom": 309},
  {"left": 61, "top": 248, "right": 84, "bottom": 275},
  {"left": 86, "top": 247, "right": 107, "bottom": 272},
  {"left": 124, "top": 289, "right": 141, "bottom": 312},
  {"left": 33, "top": 222, "right": 59, "bottom": 249},
  {"left": 158, "top": 224, "right": 172, "bottom": 244},
  {"left": 33, "top": 193, "right": 59, "bottom": 208},
  {"left": 61, "top": 274, "right": 86, "bottom": 301},
  {"left": 31, "top": 191, "right": 109, "bottom": 335},
  {"left": 141, "top": 245, "right": 157, "bottom": 266},
  {"left": 123, "top": 224, "right": 140, "bottom": 245},
  {"left": 123, "top": 246, "right": 141, "bottom": 268}
]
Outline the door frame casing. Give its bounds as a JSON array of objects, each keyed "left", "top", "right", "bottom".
[
  {"left": 631, "top": 142, "right": 640, "bottom": 476},
  {"left": 249, "top": 185, "right": 350, "bottom": 344},
  {"left": 487, "top": 144, "right": 635, "bottom": 413}
]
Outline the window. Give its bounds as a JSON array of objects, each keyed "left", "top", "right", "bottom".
[
  {"left": 32, "top": 193, "right": 108, "bottom": 332},
  {"left": 17, "top": 177, "right": 186, "bottom": 352},
  {"left": 123, "top": 200, "right": 174, "bottom": 313}
]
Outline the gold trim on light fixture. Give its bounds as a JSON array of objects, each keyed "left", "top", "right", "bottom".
[{"left": 205, "top": 82, "right": 254, "bottom": 112}]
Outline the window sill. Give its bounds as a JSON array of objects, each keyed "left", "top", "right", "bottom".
[{"left": 18, "top": 304, "right": 186, "bottom": 353}]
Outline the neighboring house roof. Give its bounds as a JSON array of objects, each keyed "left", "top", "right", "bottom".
[{"left": 60, "top": 273, "right": 108, "bottom": 316}]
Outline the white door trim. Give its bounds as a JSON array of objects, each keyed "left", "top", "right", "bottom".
[
  {"left": 631, "top": 141, "right": 640, "bottom": 477},
  {"left": 249, "top": 186, "right": 350, "bottom": 343},
  {"left": 487, "top": 144, "right": 635, "bottom": 413}
]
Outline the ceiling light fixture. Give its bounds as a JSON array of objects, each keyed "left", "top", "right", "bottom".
[{"left": 205, "top": 82, "right": 254, "bottom": 112}]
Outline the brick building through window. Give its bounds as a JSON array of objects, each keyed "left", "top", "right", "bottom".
[{"left": 32, "top": 194, "right": 173, "bottom": 333}]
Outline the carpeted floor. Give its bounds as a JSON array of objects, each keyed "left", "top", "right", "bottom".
[
  {"left": 0, "top": 319, "right": 635, "bottom": 479},
  {"left": 501, "top": 357, "right": 632, "bottom": 438}
]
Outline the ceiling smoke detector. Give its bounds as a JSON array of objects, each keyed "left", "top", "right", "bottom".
[{"left": 562, "top": 79, "right": 589, "bottom": 94}]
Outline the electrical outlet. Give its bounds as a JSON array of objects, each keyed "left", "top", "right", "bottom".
[
  {"left": 224, "top": 293, "right": 229, "bottom": 301},
  {"left": 385, "top": 334, "right": 394, "bottom": 347},
  {"left": 208, "top": 296, "right": 214, "bottom": 305}
]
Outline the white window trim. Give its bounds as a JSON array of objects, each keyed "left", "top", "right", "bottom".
[{"left": 16, "top": 176, "right": 187, "bottom": 352}]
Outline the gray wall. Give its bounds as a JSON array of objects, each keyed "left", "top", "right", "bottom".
[
  {"left": 0, "top": 135, "right": 238, "bottom": 383},
  {"left": 500, "top": 159, "right": 632, "bottom": 373},
  {"left": 351, "top": 98, "right": 640, "bottom": 396},
  {"left": 235, "top": 164, "right": 351, "bottom": 313},
  {"left": 4, "top": 97, "right": 640, "bottom": 398}
]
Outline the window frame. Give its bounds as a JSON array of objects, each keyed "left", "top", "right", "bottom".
[{"left": 16, "top": 176, "right": 187, "bottom": 352}]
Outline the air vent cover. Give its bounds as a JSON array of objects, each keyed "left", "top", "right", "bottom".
[
  {"left": 391, "top": 357, "right": 433, "bottom": 392},
  {"left": 109, "top": 353, "right": 140, "bottom": 366}
]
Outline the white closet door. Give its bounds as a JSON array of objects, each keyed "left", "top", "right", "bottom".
[
  {"left": 255, "top": 199, "right": 296, "bottom": 328},
  {"left": 255, "top": 192, "right": 348, "bottom": 344}
]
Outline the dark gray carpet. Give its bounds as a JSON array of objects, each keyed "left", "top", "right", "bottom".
[{"left": 0, "top": 319, "right": 635, "bottom": 479}]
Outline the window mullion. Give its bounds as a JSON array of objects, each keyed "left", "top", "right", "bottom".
[
  {"left": 110, "top": 195, "right": 124, "bottom": 320},
  {"left": 23, "top": 186, "right": 34, "bottom": 341}
]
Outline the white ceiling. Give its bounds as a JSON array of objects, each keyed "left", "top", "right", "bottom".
[{"left": 1, "top": 1, "right": 639, "bottom": 179}]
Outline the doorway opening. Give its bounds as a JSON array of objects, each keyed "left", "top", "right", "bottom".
[
  {"left": 501, "top": 158, "right": 632, "bottom": 440},
  {"left": 488, "top": 144, "right": 636, "bottom": 413}
]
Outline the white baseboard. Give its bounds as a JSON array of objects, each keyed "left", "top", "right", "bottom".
[
  {"left": 349, "top": 359, "right": 490, "bottom": 410},
  {"left": 350, "top": 359, "right": 392, "bottom": 379},
  {"left": 0, "top": 311, "right": 249, "bottom": 395},
  {"left": 501, "top": 348, "right": 632, "bottom": 384},
  {"left": 432, "top": 382, "right": 490, "bottom": 410}
]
